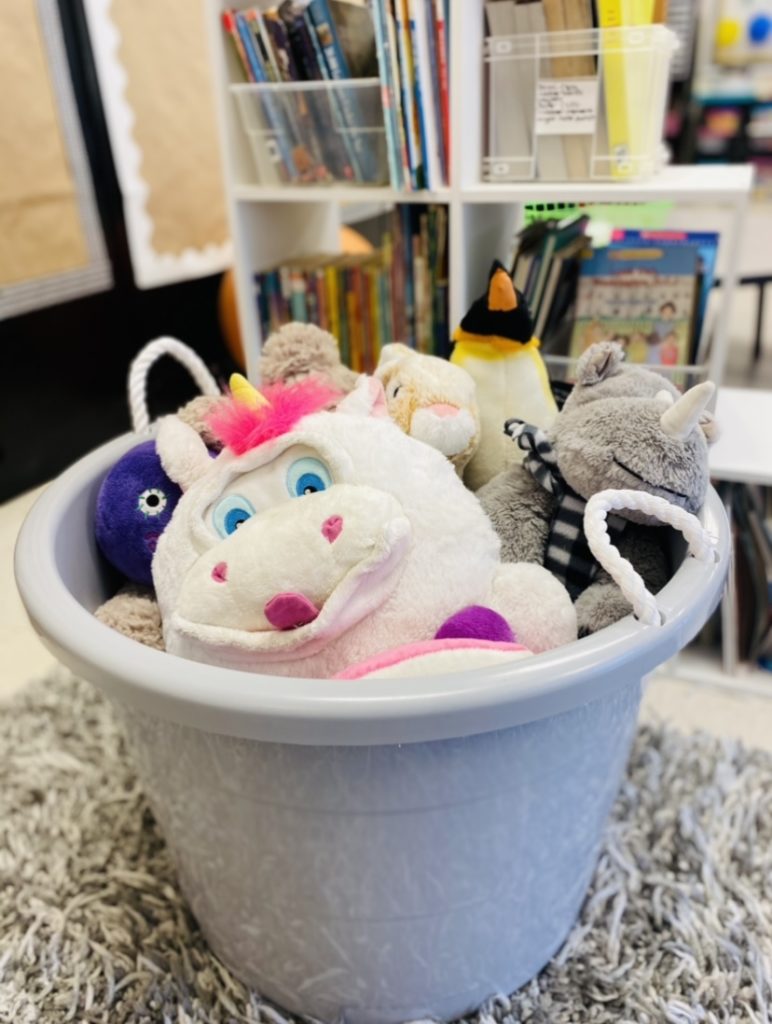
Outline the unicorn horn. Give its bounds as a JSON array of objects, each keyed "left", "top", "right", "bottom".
[{"left": 230, "top": 373, "right": 269, "bottom": 409}]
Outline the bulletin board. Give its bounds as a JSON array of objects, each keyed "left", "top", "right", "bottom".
[
  {"left": 0, "top": 0, "right": 111, "bottom": 319},
  {"left": 83, "top": 0, "right": 232, "bottom": 288}
]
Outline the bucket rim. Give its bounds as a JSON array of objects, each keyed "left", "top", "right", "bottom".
[{"left": 14, "top": 431, "right": 729, "bottom": 746}]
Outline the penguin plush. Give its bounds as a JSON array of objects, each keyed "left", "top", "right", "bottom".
[{"left": 451, "top": 260, "right": 558, "bottom": 490}]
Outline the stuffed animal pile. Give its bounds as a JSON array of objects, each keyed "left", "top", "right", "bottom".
[
  {"left": 94, "top": 280, "right": 718, "bottom": 678},
  {"left": 152, "top": 375, "right": 575, "bottom": 677}
]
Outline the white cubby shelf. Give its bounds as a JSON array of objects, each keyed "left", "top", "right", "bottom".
[{"left": 207, "top": 1, "right": 754, "bottom": 386}]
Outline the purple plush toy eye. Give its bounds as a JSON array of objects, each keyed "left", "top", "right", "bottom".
[
  {"left": 138, "top": 488, "right": 168, "bottom": 517},
  {"left": 95, "top": 440, "right": 183, "bottom": 588}
]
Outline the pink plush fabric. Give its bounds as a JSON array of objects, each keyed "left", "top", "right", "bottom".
[
  {"left": 335, "top": 637, "right": 529, "bottom": 680},
  {"left": 264, "top": 592, "right": 320, "bottom": 630},
  {"left": 207, "top": 378, "right": 341, "bottom": 456}
]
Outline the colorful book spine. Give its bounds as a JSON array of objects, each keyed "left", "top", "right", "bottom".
[
  {"left": 252, "top": 207, "right": 448, "bottom": 369},
  {"left": 290, "top": 268, "right": 308, "bottom": 320},
  {"left": 597, "top": 0, "right": 653, "bottom": 179},
  {"left": 278, "top": 1, "right": 353, "bottom": 180},
  {"left": 262, "top": 9, "right": 323, "bottom": 180},
  {"left": 433, "top": 0, "right": 450, "bottom": 176},
  {"left": 394, "top": 0, "right": 423, "bottom": 190},
  {"left": 235, "top": 11, "right": 298, "bottom": 182},
  {"left": 423, "top": 0, "right": 446, "bottom": 184},
  {"left": 222, "top": 11, "right": 253, "bottom": 80},
  {"left": 249, "top": 10, "right": 281, "bottom": 81},
  {"left": 263, "top": 10, "right": 301, "bottom": 80},
  {"left": 278, "top": 1, "right": 322, "bottom": 78},
  {"left": 406, "top": 0, "right": 430, "bottom": 189},
  {"left": 304, "top": 0, "right": 374, "bottom": 181},
  {"left": 385, "top": 4, "right": 411, "bottom": 188},
  {"left": 371, "top": 0, "right": 403, "bottom": 189},
  {"left": 234, "top": 11, "right": 261, "bottom": 81}
]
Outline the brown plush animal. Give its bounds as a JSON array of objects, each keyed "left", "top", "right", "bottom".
[
  {"left": 95, "top": 584, "right": 164, "bottom": 650},
  {"left": 259, "top": 322, "right": 359, "bottom": 392}
]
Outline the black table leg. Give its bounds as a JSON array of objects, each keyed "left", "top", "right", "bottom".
[{"left": 753, "top": 280, "right": 766, "bottom": 363}]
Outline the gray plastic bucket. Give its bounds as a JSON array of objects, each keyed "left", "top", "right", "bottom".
[{"left": 15, "top": 433, "right": 729, "bottom": 1024}]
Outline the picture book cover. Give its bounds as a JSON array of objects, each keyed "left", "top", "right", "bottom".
[
  {"left": 611, "top": 229, "right": 720, "bottom": 361},
  {"left": 569, "top": 243, "right": 700, "bottom": 367}
]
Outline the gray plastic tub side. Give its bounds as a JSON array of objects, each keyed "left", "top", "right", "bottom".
[{"left": 14, "top": 431, "right": 729, "bottom": 747}]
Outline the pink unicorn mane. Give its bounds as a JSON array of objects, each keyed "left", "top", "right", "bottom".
[{"left": 207, "top": 377, "right": 341, "bottom": 455}]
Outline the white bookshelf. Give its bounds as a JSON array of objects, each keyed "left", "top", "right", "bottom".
[{"left": 206, "top": 1, "right": 754, "bottom": 385}]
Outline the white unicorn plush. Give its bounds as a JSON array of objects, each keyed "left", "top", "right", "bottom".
[{"left": 152, "top": 375, "right": 576, "bottom": 679}]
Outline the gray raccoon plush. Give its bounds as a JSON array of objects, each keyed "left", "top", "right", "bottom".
[{"left": 477, "top": 342, "right": 719, "bottom": 636}]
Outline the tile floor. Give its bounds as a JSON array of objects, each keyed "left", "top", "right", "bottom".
[{"left": 3, "top": 282, "right": 771, "bottom": 744}]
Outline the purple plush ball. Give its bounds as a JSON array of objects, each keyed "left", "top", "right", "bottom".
[
  {"left": 435, "top": 605, "right": 516, "bottom": 644},
  {"left": 95, "top": 440, "right": 182, "bottom": 587}
]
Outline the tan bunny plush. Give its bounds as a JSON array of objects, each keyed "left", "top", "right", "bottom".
[{"left": 375, "top": 344, "right": 481, "bottom": 477}]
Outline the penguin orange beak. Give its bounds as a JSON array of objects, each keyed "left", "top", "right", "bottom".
[{"left": 488, "top": 269, "right": 518, "bottom": 312}]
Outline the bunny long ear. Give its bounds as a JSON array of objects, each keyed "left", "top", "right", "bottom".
[
  {"left": 376, "top": 343, "right": 412, "bottom": 369},
  {"left": 156, "top": 416, "right": 212, "bottom": 491},
  {"left": 336, "top": 375, "right": 389, "bottom": 418},
  {"left": 574, "top": 341, "right": 625, "bottom": 387}
]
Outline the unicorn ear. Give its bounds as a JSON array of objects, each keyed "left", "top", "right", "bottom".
[
  {"left": 336, "top": 375, "right": 389, "bottom": 418},
  {"left": 156, "top": 415, "right": 212, "bottom": 491}
]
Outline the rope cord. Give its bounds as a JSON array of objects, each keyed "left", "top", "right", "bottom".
[
  {"left": 128, "top": 337, "right": 220, "bottom": 433},
  {"left": 584, "top": 489, "right": 717, "bottom": 626}
]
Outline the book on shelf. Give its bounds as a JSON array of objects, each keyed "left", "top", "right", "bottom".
[
  {"left": 372, "top": 0, "right": 405, "bottom": 188},
  {"left": 225, "top": 0, "right": 448, "bottom": 189},
  {"left": 609, "top": 229, "right": 719, "bottom": 363},
  {"left": 510, "top": 216, "right": 719, "bottom": 374},
  {"left": 304, "top": 0, "right": 374, "bottom": 181},
  {"left": 254, "top": 205, "right": 448, "bottom": 371},
  {"left": 485, "top": 1, "right": 531, "bottom": 177},
  {"left": 484, "top": 0, "right": 672, "bottom": 182},
  {"left": 393, "top": 0, "right": 424, "bottom": 188},
  {"left": 225, "top": 1, "right": 381, "bottom": 183},
  {"left": 373, "top": 0, "right": 450, "bottom": 190},
  {"left": 569, "top": 240, "right": 700, "bottom": 368},
  {"left": 510, "top": 214, "right": 590, "bottom": 351}
]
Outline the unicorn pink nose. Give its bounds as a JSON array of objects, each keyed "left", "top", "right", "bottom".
[
  {"left": 321, "top": 515, "right": 343, "bottom": 543},
  {"left": 211, "top": 561, "right": 228, "bottom": 583},
  {"left": 426, "top": 403, "right": 459, "bottom": 418}
]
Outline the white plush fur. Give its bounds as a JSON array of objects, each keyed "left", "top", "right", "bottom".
[
  {"left": 156, "top": 416, "right": 213, "bottom": 491},
  {"left": 153, "top": 378, "right": 576, "bottom": 678}
]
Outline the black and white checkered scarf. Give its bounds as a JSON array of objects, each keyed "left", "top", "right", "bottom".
[{"left": 504, "top": 419, "right": 626, "bottom": 600}]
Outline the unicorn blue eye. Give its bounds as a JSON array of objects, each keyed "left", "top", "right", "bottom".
[
  {"left": 286, "top": 457, "right": 332, "bottom": 498},
  {"left": 212, "top": 494, "right": 255, "bottom": 537}
]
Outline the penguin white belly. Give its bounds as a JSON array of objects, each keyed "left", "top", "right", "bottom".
[{"left": 460, "top": 350, "right": 557, "bottom": 490}]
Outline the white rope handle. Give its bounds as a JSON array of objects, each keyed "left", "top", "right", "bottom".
[
  {"left": 584, "top": 489, "right": 718, "bottom": 626},
  {"left": 128, "top": 336, "right": 220, "bottom": 433}
]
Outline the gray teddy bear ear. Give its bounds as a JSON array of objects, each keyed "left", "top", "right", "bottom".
[{"left": 574, "top": 342, "right": 625, "bottom": 387}]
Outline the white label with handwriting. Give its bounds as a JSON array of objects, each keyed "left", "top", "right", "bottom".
[{"left": 535, "top": 79, "right": 598, "bottom": 135}]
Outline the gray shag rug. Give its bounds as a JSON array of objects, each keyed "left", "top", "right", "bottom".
[{"left": 1, "top": 674, "right": 771, "bottom": 1024}]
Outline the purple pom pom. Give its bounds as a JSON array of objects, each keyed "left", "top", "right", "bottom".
[
  {"left": 435, "top": 605, "right": 515, "bottom": 643},
  {"left": 95, "top": 440, "right": 182, "bottom": 587}
]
